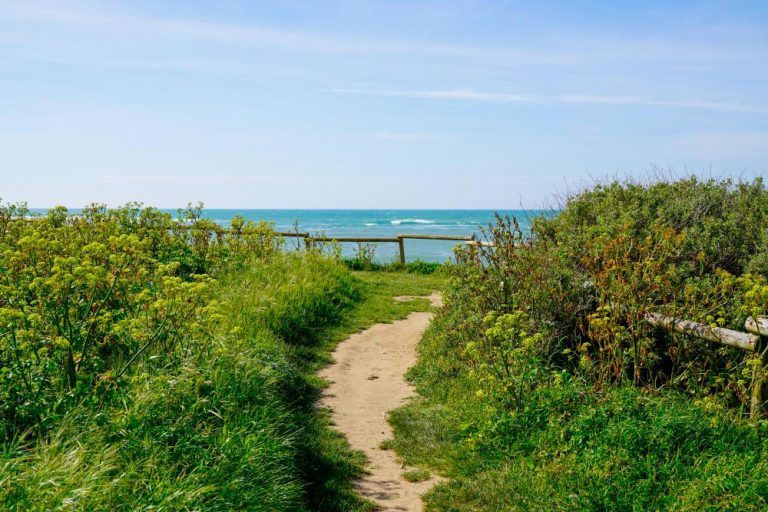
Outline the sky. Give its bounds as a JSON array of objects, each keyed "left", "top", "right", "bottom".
[{"left": 1, "top": 0, "right": 767, "bottom": 208}]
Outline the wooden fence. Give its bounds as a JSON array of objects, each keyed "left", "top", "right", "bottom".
[
  {"left": 646, "top": 312, "right": 768, "bottom": 418},
  {"left": 174, "top": 224, "right": 475, "bottom": 262},
  {"left": 273, "top": 231, "right": 472, "bottom": 264}
]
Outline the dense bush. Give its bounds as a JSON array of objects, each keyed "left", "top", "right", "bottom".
[
  {"left": 456, "top": 177, "right": 768, "bottom": 403},
  {"left": 538, "top": 177, "right": 768, "bottom": 276},
  {"left": 0, "top": 202, "right": 368, "bottom": 510},
  {"left": 0, "top": 202, "right": 281, "bottom": 439},
  {"left": 391, "top": 176, "right": 768, "bottom": 510}
]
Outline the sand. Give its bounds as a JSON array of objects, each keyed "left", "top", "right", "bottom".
[{"left": 319, "top": 293, "right": 443, "bottom": 512}]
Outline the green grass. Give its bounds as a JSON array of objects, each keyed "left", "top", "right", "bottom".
[
  {"left": 1, "top": 255, "right": 446, "bottom": 511},
  {"left": 388, "top": 306, "right": 768, "bottom": 511},
  {"left": 402, "top": 468, "right": 432, "bottom": 483},
  {"left": 323, "top": 270, "right": 445, "bottom": 344},
  {"left": 343, "top": 258, "right": 444, "bottom": 275},
  {"left": 378, "top": 438, "right": 395, "bottom": 450}
]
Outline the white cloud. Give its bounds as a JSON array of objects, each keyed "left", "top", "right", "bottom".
[
  {"left": 2, "top": 0, "right": 763, "bottom": 66},
  {"left": 0, "top": 2, "right": 521, "bottom": 58},
  {"left": 372, "top": 132, "right": 444, "bottom": 141},
  {"left": 79, "top": 173, "right": 305, "bottom": 185},
  {"left": 334, "top": 88, "right": 768, "bottom": 114}
]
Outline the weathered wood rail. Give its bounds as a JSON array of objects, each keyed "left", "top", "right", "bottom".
[
  {"left": 273, "top": 231, "right": 472, "bottom": 264},
  {"left": 645, "top": 313, "right": 760, "bottom": 352},
  {"left": 646, "top": 312, "right": 768, "bottom": 418}
]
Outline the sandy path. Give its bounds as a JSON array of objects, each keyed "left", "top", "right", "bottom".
[{"left": 319, "top": 293, "right": 443, "bottom": 512}]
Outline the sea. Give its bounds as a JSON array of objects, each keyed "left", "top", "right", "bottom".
[{"left": 33, "top": 209, "right": 555, "bottom": 262}]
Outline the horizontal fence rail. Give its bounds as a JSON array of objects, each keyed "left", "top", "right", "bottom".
[
  {"left": 271, "top": 231, "right": 472, "bottom": 264},
  {"left": 746, "top": 316, "right": 768, "bottom": 336},
  {"left": 646, "top": 312, "right": 768, "bottom": 418},
  {"left": 645, "top": 313, "right": 760, "bottom": 352},
  {"left": 310, "top": 236, "right": 400, "bottom": 243},
  {"left": 398, "top": 234, "right": 472, "bottom": 241}
]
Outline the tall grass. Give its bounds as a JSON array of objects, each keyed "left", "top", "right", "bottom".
[{"left": 2, "top": 252, "right": 369, "bottom": 510}]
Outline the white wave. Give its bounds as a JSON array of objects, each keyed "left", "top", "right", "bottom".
[
  {"left": 363, "top": 222, "right": 377, "bottom": 226},
  {"left": 390, "top": 218, "right": 435, "bottom": 225}
]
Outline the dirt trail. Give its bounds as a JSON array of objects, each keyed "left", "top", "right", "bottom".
[{"left": 319, "top": 293, "right": 443, "bottom": 512}]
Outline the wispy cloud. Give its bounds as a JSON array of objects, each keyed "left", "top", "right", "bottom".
[
  {"left": 372, "top": 131, "right": 444, "bottom": 141},
  {"left": 2, "top": 1, "right": 761, "bottom": 66},
  {"left": 80, "top": 174, "right": 307, "bottom": 185},
  {"left": 334, "top": 88, "right": 768, "bottom": 114},
  {"left": 0, "top": 3, "right": 517, "bottom": 58}
]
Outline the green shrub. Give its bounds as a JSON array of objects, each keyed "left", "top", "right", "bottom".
[
  {"left": 454, "top": 177, "right": 768, "bottom": 402},
  {"left": 394, "top": 306, "right": 768, "bottom": 511},
  {"left": 537, "top": 177, "right": 768, "bottom": 276},
  {"left": 0, "top": 204, "right": 225, "bottom": 438},
  {"left": 0, "top": 201, "right": 368, "bottom": 511},
  {"left": 391, "top": 176, "right": 768, "bottom": 510}
]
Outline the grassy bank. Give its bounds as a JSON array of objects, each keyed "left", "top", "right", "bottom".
[
  {"left": 0, "top": 203, "right": 446, "bottom": 511},
  {"left": 389, "top": 177, "right": 768, "bottom": 511},
  {"left": 391, "top": 314, "right": 768, "bottom": 510},
  {"left": 1, "top": 253, "right": 360, "bottom": 510}
]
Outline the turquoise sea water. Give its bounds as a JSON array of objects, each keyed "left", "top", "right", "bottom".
[{"left": 33, "top": 209, "right": 554, "bottom": 262}]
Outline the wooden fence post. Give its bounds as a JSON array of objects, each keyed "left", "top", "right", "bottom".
[
  {"left": 750, "top": 343, "right": 768, "bottom": 419},
  {"left": 746, "top": 316, "right": 768, "bottom": 418},
  {"left": 397, "top": 236, "right": 405, "bottom": 265}
]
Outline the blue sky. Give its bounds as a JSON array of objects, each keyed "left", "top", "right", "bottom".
[{"left": 1, "top": 0, "right": 766, "bottom": 208}]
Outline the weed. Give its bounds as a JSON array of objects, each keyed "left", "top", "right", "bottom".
[{"left": 402, "top": 468, "right": 431, "bottom": 482}]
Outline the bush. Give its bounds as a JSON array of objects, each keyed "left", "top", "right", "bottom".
[
  {"left": 0, "top": 203, "right": 235, "bottom": 438},
  {"left": 390, "top": 176, "right": 768, "bottom": 510},
  {"left": 454, "top": 177, "right": 768, "bottom": 403},
  {"left": 0, "top": 202, "right": 367, "bottom": 511},
  {"left": 394, "top": 293, "right": 768, "bottom": 511}
]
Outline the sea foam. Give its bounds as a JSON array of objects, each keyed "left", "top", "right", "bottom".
[{"left": 390, "top": 218, "right": 435, "bottom": 225}]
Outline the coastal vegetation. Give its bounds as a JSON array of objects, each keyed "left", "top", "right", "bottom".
[
  {"left": 0, "top": 201, "right": 444, "bottom": 511},
  {"left": 4, "top": 175, "right": 768, "bottom": 511},
  {"left": 390, "top": 176, "right": 768, "bottom": 510}
]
